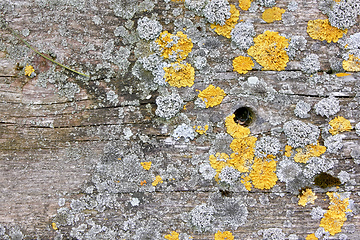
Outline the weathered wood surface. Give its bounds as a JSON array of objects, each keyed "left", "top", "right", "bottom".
[{"left": 0, "top": 0, "right": 360, "bottom": 239}]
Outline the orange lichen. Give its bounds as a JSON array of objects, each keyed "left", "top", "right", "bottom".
[
  {"left": 211, "top": 5, "right": 240, "bottom": 38},
  {"left": 249, "top": 155, "right": 278, "bottom": 190},
  {"left": 197, "top": 85, "right": 226, "bottom": 108},
  {"left": 335, "top": 73, "right": 351, "bottom": 77},
  {"left": 329, "top": 116, "right": 352, "bottom": 135},
  {"left": 214, "top": 230, "right": 234, "bottom": 240},
  {"left": 232, "top": 56, "right": 254, "bottom": 74},
  {"left": 165, "top": 231, "right": 180, "bottom": 240},
  {"left": 238, "top": 0, "right": 253, "bottom": 11},
  {"left": 152, "top": 175, "right": 163, "bottom": 186},
  {"left": 164, "top": 62, "right": 195, "bottom": 88},
  {"left": 298, "top": 188, "right": 317, "bottom": 206},
  {"left": 284, "top": 145, "right": 292, "bottom": 157},
  {"left": 342, "top": 54, "right": 360, "bottom": 72},
  {"left": 140, "top": 161, "right": 152, "bottom": 170},
  {"left": 307, "top": 19, "right": 347, "bottom": 43},
  {"left": 52, "top": 222, "right": 58, "bottom": 230},
  {"left": 140, "top": 180, "right": 147, "bottom": 186},
  {"left": 247, "top": 31, "right": 289, "bottom": 71},
  {"left": 225, "top": 114, "right": 251, "bottom": 139},
  {"left": 319, "top": 192, "right": 352, "bottom": 235},
  {"left": 294, "top": 142, "right": 326, "bottom": 164},
  {"left": 24, "top": 65, "right": 35, "bottom": 76},
  {"left": 306, "top": 233, "right": 318, "bottom": 240},
  {"left": 262, "top": 7, "right": 285, "bottom": 23},
  {"left": 155, "top": 31, "right": 193, "bottom": 61},
  {"left": 194, "top": 125, "right": 209, "bottom": 134}
]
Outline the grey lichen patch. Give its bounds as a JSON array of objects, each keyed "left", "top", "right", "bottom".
[
  {"left": 286, "top": 36, "right": 307, "bottom": 60},
  {"left": 136, "top": 17, "right": 162, "bottom": 41},
  {"left": 258, "top": 227, "right": 285, "bottom": 240},
  {"left": 231, "top": 21, "right": 255, "bottom": 50},
  {"left": 301, "top": 54, "right": 320, "bottom": 74},
  {"left": 218, "top": 166, "right": 241, "bottom": 185},
  {"left": 203, "top": 0, "right": 231, "bottom": 25},
  {"left": 327, "top": 0, "right": 359, "bottom": 30},
  {"left": 256, "top": 0, "right": 276, "bottom": 8},
  {"left": 110, "top": 0, "right": 155, "bottom": 20},
  {"left": 314, "top": 96, "right": 340, "bottom": 118},
  {"left": 255, "top": 136, "right": 281, "bottom": 158},
  {"left": 155, "top": 92, "right": 184, "bottom": 119},
  {"left": 303, "top": 157, "right": 335, "bottom": 179},
  {"left": 172, "top": 123, "right": 195, "bottom": 142},
  {"left": 185, "top": 0, "right": 208, "bottom": 16},
  {"left": 294, "top": 100, "right": 311, "bottom": 119},
  {"left": 283, "top": 120, "right": 320, "bottom": 148},
  {"left": 189, "top": 203, "right": 216, "bottom": 232},
  {"left": 199, "top": 162, "right": 217, "bottom": 180},
  {"left": 277, "top": 157, "right": 302, "bottom": 183},
  {"left": 324, "top": 134, "right": 345, "bottom": 153},
  {"left": 287, "top": 1, "right": 298, "bottom": 12}
]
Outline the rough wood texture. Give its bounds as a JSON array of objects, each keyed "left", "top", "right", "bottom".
[{"left": 1, "top": 0, "right": 360, "bottom": 239}]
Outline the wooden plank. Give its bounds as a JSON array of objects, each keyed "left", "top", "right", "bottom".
[{"left": 0, "top": 0, "right": 359, "bottom": 239}]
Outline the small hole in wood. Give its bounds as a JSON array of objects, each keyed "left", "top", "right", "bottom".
[{"left": 234, "top": 106, "right": 255, "bottom": 127}]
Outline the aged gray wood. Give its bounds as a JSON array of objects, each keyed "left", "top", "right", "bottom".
[{"left": 1, "top": 0, "right": 360, "bottom": 239}]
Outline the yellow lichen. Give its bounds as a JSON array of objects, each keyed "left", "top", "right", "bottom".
[
  {"left": 194, "top": 125, "right": 209, "bottom": 134},
  {"left": 232, "top": 56, "right": 254, "bottom": 74},
  {"left": 156, "top": 31, "right": 193, "bottom": 61},
  {"left": 24, "top": 65, "right": 35, "bottom": 76},
  {"left": 319, "top": 192, "right": 352, "bottom": 235},
  {"left": 306, "top": 233, "right": 318, "bottom": 240},
  {"left": 247, "top": 31, "right": 289, "bottom": 71},
  {"left": 225, "top": 114, "right": 251, "bottom": 139},
  {"left": 152, "top": 175, "right": 163, "bottom": 186},
  {"left": 211, "top": 5, "right": 240, "bottom": 38},
  {"left": 164, "top": 62, "right": 195, "bottom": 88},
  {"left": 342, "top": 54, "right": 360, "bottom": 72},
  {"left": 284, "top": 145, "right": 292, "bottom": 157},
  {"left": 249, "top": 155, "right": 278, "bottom": 190},
  {"left": 298, "top": 188, "right": 317, "bottom": 207},
  {"left": 238, "top": 0, "right": 253, "bottom": 11},
  {"left": 164, "top": 231, "right": 180, "bottom": 240},
  {"left": 214, "top": 230, "right": 234, "bottom": 240},
  {"left": 197, "top": 85, "right": 226, "bottom": 108},
  {"left": 329, "top": 116, "right": 352, "bottom": 135},
  {"left": 294, "top": 142, "right": 326, "bottom": 164},
  {"left": 335, "top": 73, "right": 351, "bottom": 77},
  {"left": 209, "top": 152, "right": 230, "bottom": 174},
  {"left": 241, "top": 175, "right": 252, "bottom": 191},
  {"left": 307, "top": 19, "right": 347, "bottom": 43},
  {"left": 140, "top": 161, "right": 152, "bottom": 170},
  {"left": 52, "top": 222, "right": 58, "bottom": 230},
  {"left": 262, "top": 7, "right": 285, "bottom": 23}
]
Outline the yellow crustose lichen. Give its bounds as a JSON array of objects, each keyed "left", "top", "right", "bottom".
[
  {"left": 232, "top": 56, "right": 254, "bottom": 74},
  {"left": 140, "top": 161, "right": 152, "bottom": 170},
  {"left": 214, "top": 230, "right": 234, "bottom": 240},
  {"left": 152, "top": 175, "right": 163, "bottom": 186},
  {"left": 249, "top": 155, "right": 278, "bottom": 190},
  {"left": 248, "top": 31, "right": 289, "bottom": 71},
  {"left": 329, "top": 116, "right": 352, "bottom": 135},
  {"left": 194, "top": 125, "right": 209, "bottom": 134},
  {"left": 164, "top": 62, "right": 195, "bottom": 88},
  {"left": 197, "top": 85, "right": 226, "bottom": 108},
  {"left": 298, "top": 188, "right": 317, "bottom": 207},
  {"left": 342, "top": 54, "right": 360, "bottom": 72},
  {"left": 211, "top": 5, "right": 239, "bottom": 38},
  {"left": 262, "top": 7, "right": 285, "bottom": 23},
  {"left": 155, "top": 31, "right": 193, "bottom": 61},
  {"left": 164, "top": 231, "right": 180, "bottom": 240},
  {"left": 293, "top": 142, "right": 326, "bottom": 164},
  {"left": 24, "top": 65, "right": 35, "bottom": 76},
  {"left": 238, "top": 0, "right": 253, "bottom": 11},
  {"left": 307, "top": 19, "right": 347, "bottom": 43},
  {"left": 319, "top": 192, "right": 352, "bottom": 235}
]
